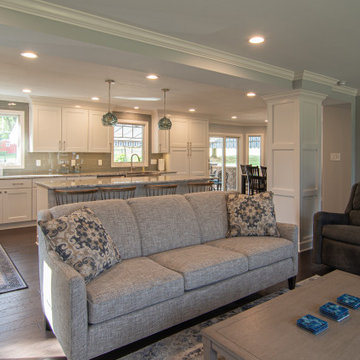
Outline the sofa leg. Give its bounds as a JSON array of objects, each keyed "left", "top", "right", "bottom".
[
  {"left": 288, "top": 276, "right": 296, "bottom": 290},
  {"left": 44, "top": 316, "right": 52, "bottom": 332}
]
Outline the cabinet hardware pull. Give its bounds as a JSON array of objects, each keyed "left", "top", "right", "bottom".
[
  {"left": 63, "top": 141, "right": 66, "bottom": 151},
  {"left": 59, "top": 140, "right": 61, "bottom": 151}
]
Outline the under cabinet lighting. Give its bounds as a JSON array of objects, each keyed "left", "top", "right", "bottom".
[
  {"left": 189, "top": 108, "right": 196, "bottom": 112},
  {"left": 8, "top": 102, "right": 16, "bottom": 106},
  {"left": 134, "top": 106, "right": 140, "bottom": 110},
  {"left": 22, "top": 88, "right": 31, "bottom": 93},
  {"left": 231, "top": 116, "right": 237, "bottom": 119},
  {"left": 91, "top": 97, "right": 100, "bottom": 101},
  {"left": 246, "top": 92, "right": 256, "bottom": 97}
]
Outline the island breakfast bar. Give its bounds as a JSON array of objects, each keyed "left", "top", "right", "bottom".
[{"left": 35, "top": 174, "right": 213, "bottom": 211}]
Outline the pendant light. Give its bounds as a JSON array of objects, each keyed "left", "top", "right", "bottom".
[
  {"left": 158, "top": 88, "right": 172, "bottom": 130},
  {"left": 102, "top": 79, "right": 118, "bottom": 126}
]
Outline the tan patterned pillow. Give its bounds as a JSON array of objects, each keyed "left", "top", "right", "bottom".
[
  {"left": 38, "top": 207, "right": 121, "bottom": 284},
  {"left": 226, "top": 192, "right": 280, "bottom": 237}
]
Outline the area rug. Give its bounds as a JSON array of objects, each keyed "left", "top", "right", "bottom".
[
  {"left": 120, "top": 276, "right": 319, "bottom": 360},
  {"left": 0, "top": 244, "right": 27, "bottom": 294}
]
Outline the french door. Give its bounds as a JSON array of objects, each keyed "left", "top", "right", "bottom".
[{"left": 209, "top": 136, "right": 240, "bottom": 191}]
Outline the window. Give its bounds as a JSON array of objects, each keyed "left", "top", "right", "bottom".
[
  {"left": 248, "top": 135, "right": 261, "bottom": 167},
  {"left": 111, "top": 119, "right": 149, "bottom": 167},
  {"left": 0, "top": 110, "right": 25, "bottom": 169}
]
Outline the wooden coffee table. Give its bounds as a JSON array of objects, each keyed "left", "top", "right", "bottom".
[{"left": 202, "top": 270, "right": 360, "bottom": 360}]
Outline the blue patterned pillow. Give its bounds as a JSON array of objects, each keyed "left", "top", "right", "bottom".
[
  {"left": 226, "top": 192, "right": 280, "bottom": 237},
  {"left": 38, "top": 207, "right": 121, "bottom": 284}
]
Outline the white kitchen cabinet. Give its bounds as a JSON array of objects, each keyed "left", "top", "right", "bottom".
[
  {"left": 31, "top": 105, "right": 62, "bottom": 152},
  {"left": 168, "top": 116, "right": 208, "bottom": 175},
  {"left": 0, "top": 179, "right": 32, "bottom": 224},
  {"left": 32, "top": 185, "right": 37, "bottom": 220},
  {"left": 88, "top": 110, "right": 111, "bottom": 153},
  {"left": 62, "top": 108, "right": 89, "bottom": 152},
  {"left": 151, "top": 110, "right": 170, "bottom": 153}
]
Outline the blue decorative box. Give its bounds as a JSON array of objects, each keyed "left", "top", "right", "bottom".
[
  {"left": 320, "top": 302, "right": 349, "bottom": 322},
  {"left": 337, "top": 293, "right": 360, "bottom": 310},
  {"left": 297, "top": 314, "right": 328, "bottom": 335}
]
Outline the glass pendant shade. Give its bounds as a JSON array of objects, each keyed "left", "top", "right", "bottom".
[
  {"left": 102, "top": 79, "right": 117, "bottom": 126},
  {"left": 158, "top": 88, "right": 172, "bottom": 130}
]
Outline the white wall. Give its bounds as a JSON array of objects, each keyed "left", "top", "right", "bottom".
[{"left": 322, "top": 103, "right": 352, "bottom": 212}]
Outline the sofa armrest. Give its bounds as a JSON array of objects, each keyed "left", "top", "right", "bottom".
[
  {"left": 312, "top": 211, "right": 349, "bottom": 264},
  {"left": 38, "top": 225, "right": 88, "bottom": 360},
  {"left": 277, "top": 222, "right": 298, "bottom": 275}
]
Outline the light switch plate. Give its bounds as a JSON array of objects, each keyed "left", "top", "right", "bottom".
[
  {"left": 36, "top": 159, "right": 41, "bottom": 167},
  {"left": 330, "top": 153, "right": 341, "bottom": 161},
  {"left": 98, "top": 159, "right": 103, "bottom": 166},
  {"left": 150, "top": 159, "right": 157, "bottom": 165}
]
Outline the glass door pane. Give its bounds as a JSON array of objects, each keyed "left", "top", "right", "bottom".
[
  {"left": 225, "top": 137, "right": 239, "bottom": 191},
  {"left": 209, "top": 137, "right": 224, "bottom": 190}
]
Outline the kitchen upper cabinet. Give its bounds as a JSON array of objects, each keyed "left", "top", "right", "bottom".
[
  {"left": 168, "top": 117, "right": 208, "bottom": 176},
  {"left": 31, "top": 105, "right": 62, "bottom": 152},
  {"left": 88, "top": 111, "right": 110, "bottom": 153},
  {"left": 62, "top": 108, "right": 89, "bottom": 152}
]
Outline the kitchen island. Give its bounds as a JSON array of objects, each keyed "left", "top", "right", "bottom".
[{"left": 36, "top": 174, "right": 213, "bottom": 211}]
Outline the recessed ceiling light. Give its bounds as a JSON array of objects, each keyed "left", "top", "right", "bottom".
[
  {"left": 91, "top": 96, "right": 100, "bottom": 101},
  {"left": 134, "top": 106, "right": 139, "bottom": 110},
  {"left": 8, "top": 102, "right": 16, "bottom": 106},
  {"left": 75, "top": 105, "right": 81, "bottom": 108},
  {"left": 113, "top": 96, "right": 161, "bottom": 101},
  {"left": 22, "top": 88, "right": 31, "bottom": 93},
  {"left": 189, "top": 108, "right": 196, "bottom": 112},
  {"left": 249, "top": 36, "right": 264, "bottom": 44},
  {"left": 231, "top": 116, "right": 237, "bottom": 119},
  {"left": 20, "top": 51, "right": 38, "bottom": 59},
  {"left": 146, "top": 74, "right": 159, "bottom": 80},
  {"left": 265, "top": 119, "right": 269, "bottom": 123},
  {"left": 246, "top": 92, "right": 256, "bottom": 97}
]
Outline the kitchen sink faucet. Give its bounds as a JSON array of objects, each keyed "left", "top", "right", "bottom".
[{"left": 130, "top": 153, "right": 141, "bottom": 173}]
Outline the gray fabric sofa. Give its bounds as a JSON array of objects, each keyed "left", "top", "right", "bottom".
[
  {"left": 38, "top": 191, "right": 298, "bottom": 360},
  {"left": 313, "top": 182, "right": 360, "bottom": 274}
]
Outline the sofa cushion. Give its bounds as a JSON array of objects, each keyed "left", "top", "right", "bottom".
[
  {"left": 226, "top": 192, "right": 280, "bottom": 237},
  {"left": 38, "top": 207, "right": 121, "bottom": 284},
  {"left": 207, "top": 236, "right": 293, "bottom": 270},
  {"left": 127, "top": 195, "right": 202, "bottom": 256},
  {"left": 86, "top": 257, "right": 184, "bottom": 324},
  {"left": 322, "top": 224, "right": 360, "bottom": 246},
  {"left": 349, "top": 210, "right": 360, "bottom": 226},
  {"left": 185, "top": 192, "right": 228, "bottom": 242},
  {"left": 149, "top": 245, "right": 248, "bottom": 290},
  {"left": 48, "top": 200, "right": 142, "bottom": 259}
]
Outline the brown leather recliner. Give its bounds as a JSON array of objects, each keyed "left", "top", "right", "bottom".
[{"left": 313, "top": 182, "right": 360, "bottom": 275}]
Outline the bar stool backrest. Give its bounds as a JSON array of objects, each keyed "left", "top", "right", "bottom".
[
  {"left": 99, "top": 186, "right": 136, "bottom": 200},
  {"left": 54, "top": 188, "right": 98, "bottom": 205},
  {"left": 187, "top": 181, "right": 214, "bottom": 193}
]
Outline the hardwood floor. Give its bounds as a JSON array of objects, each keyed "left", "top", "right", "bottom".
[{"left": 0, "top": 226, "right": 332, "bottom": 360}]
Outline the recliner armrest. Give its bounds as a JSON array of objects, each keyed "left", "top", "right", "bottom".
[{"left": 312, "top": 211, "right": 349, "bottom": 264}]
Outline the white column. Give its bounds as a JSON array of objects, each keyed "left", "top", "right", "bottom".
[{"left": 263, "top": 90, "right": 327, "bottom": 251}]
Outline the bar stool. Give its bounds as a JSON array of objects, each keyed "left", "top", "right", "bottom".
[
  {"left": 187, "top": 181, "right": 214, "bottom": 193},
  {"left": 54, "top": 188, "right": 98, "bottom": 205},
  {"left": 98, "top": 186, "right": 136, "bottom": 200},
  {"left": 144, "top": 184, "right": 177, "bottom": 196}
]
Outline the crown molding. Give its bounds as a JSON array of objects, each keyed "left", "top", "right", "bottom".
[
  {"left": 0, "top": 0, "right": 294, "bottom": 81},
  {"left": 263, "top": 89, "right": 327, "bottom": 103},
  {"left": 0, "top": 94, "right": 30, "bottom": 103},
  {"left": 295, "top": 70, "right": 358, "bottom": 97}
]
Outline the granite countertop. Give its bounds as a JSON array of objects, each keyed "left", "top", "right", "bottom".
[{"left": 35, "top": 174, "right": 212, "bottom": 190}]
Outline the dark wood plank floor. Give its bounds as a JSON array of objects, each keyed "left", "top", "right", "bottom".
[{"left": 0, "top": 226, "right": 332, "bottom": 360}]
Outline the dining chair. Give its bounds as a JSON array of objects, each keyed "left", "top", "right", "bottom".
[
  {"left": 98, "top": 186, "right": 136, "bottom": 200},
  {"left": 187, "top": 181, "right": 214, "bottom": 193},
  {"left": 144, "top": 184, "right": 177, "bottom": 196},
  {"left": 54, "top": 188, "right": 98, "bottom": 205}
]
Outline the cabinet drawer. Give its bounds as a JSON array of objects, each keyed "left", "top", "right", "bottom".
[{"left": 0, "top": 179, "right": 32, "bottom": 189}]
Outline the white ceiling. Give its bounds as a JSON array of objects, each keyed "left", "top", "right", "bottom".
[{"left": 0, "top": 0, "right": 359, "bottom": 123}]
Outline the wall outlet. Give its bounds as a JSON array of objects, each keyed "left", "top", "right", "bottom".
[
  {"left": 98, "top": 159, "right": 103, "bottom": 166},
  {"left": 150, "top": 159, "right": 157, "bottom": 165},
  {"left": 330, "top": 153, "right": 341, "bottom": 161},
  {"left": 36, "top": 159, "right": 41, "bottom": 167}
]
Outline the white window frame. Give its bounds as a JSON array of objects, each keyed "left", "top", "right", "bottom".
[
  {"left": 246, "top": 134, "right": 264, "bottom": 166},
  {"left": 110, "top": 118, "right": 149, "bottom": 168},
  {"left": 0, "top": 109, "right": 25, "bottom": 169}
]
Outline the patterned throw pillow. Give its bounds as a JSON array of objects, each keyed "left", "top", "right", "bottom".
[
  {"left": 226, "top": 192, "right": 280, "bottom": 237},
  {"left": 38, "top": 207, "right": 121, "bottom": 284}
]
